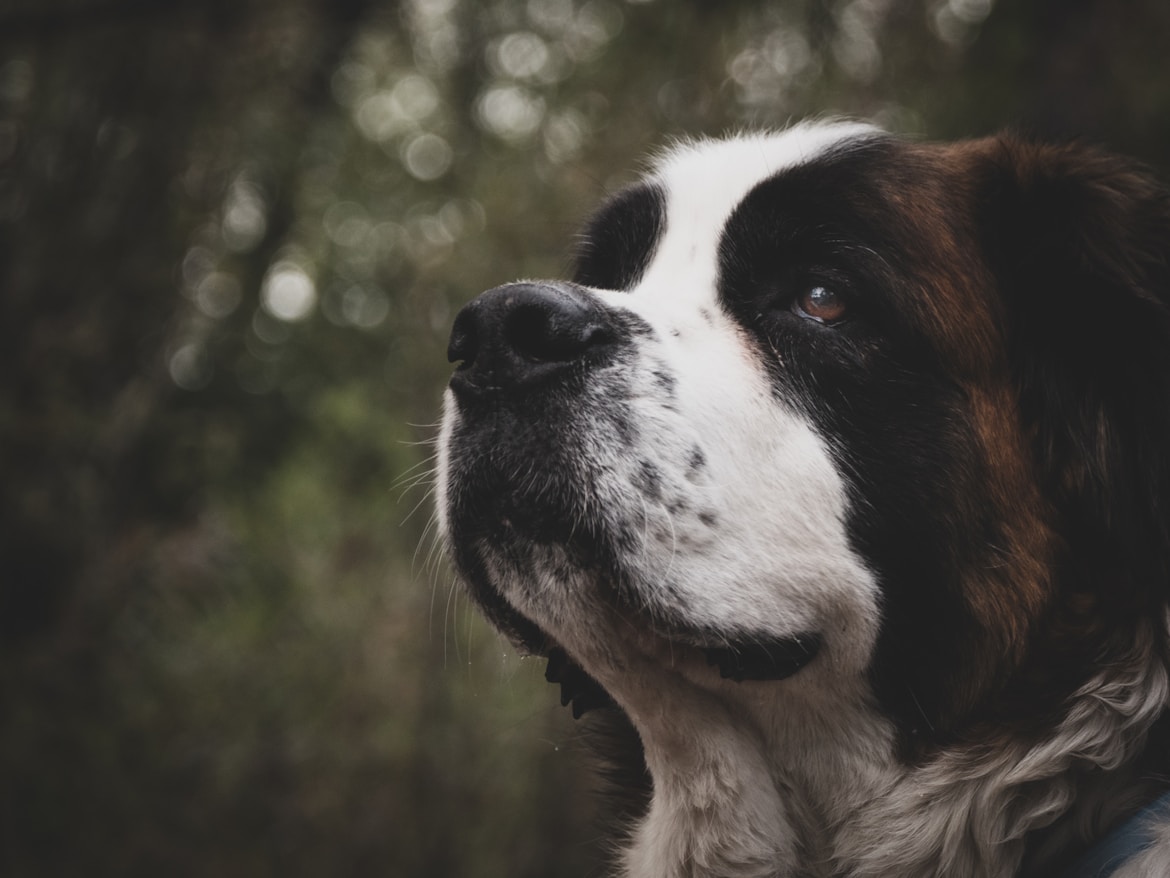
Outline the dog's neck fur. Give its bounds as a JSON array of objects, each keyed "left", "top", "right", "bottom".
[{"left": 613, "top": 622, "right": 1169, "bottom": 878}]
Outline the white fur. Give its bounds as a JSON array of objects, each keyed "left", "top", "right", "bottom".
[
  {"left": 587, "top": 123, "right": 883, "bottom": 670},
  {"left": 830, "top": 625, "right": 1170, "bottom": 877},
  {"left": 600, "top": 624, "right": 1169, "bottom": 878},
  {"left": 1114, "top": 809, "right": 1170, "bottom": 878}
]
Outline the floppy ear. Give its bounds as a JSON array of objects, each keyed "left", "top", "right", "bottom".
[{"left": 978, "top": 136, "right": 1170, "bottom": 610}]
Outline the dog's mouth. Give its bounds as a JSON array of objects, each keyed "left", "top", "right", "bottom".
[{"left": 544, "top": 632, "right": 823, "bottom": 718}]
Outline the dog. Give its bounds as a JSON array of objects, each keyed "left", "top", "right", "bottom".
[{"left": 436, "top": 121, "right": 1170, "bottom": 877}]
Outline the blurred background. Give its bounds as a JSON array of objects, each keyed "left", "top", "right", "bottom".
[{"left": 2, "top": 0, "right": 1168, "bottom": 875}]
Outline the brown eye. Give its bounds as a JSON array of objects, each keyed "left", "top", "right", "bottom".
[{"left": 794, "top": 286, "right": 847, "bottom": 324}]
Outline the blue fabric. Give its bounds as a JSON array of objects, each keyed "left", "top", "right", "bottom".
[{"left": 1062, "top": 790, "right": 1170, "bottom": 877}]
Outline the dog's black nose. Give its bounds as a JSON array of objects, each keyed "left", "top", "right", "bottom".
[{"left": 448, "top": 282, "right": 612, "bottom": 392}]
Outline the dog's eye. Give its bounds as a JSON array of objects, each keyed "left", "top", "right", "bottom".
[{"left": 793, "top": 286, "right": 847, "bottom": 325}]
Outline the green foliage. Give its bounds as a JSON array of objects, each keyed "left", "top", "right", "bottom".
[{"left": 2, "top": 0, "right": 1169, "bottom": 875}]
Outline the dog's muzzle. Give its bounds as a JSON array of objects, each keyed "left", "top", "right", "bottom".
[{"left": 443, "top": 280, "right": 826, "bottom": 710}]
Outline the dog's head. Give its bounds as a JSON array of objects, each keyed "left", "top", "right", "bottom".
[{"left": 437, "top": 121, "right": 1170, "bottom": 782}]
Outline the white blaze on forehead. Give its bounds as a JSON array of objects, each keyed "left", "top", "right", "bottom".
[
  {"left": 439, "top": 121, "right": 885, "bottom": 680},
  {"left": 575, "top": 121, "right": 884, "bottom": 676},
  {"left": 636, "top": 121, "right": 879, "bottom": 306}
]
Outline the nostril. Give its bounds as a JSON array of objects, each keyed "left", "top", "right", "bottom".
[
  {"left": 447, "top": 311, "right": 478, "bottom": 367},
  {"left": 505, "top": 301, "right": 609, "bottom": 364}
]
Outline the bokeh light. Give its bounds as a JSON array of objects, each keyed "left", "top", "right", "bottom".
[
  {"left": 400, "top": 132, "right": 453, "bottom": 180},
  {"left": 261, "top": 261, "right": 317, "bottom": 322}
]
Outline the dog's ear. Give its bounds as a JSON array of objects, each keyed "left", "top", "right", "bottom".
[{"left": 975, "top": 136, "right": 1170, "bottom": 607}]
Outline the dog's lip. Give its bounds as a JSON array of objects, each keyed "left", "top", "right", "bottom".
[
  {"left": 701, "top": 633, "right": 822, "bottom": 682},
  {"left": 454, "top": 528, "right": 824, "bottom": 712},
  {"left": 542, "top": 631, "right": 824, "bottom": 719}
]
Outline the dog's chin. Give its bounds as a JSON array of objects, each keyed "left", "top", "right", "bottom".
[
  {"left": 449, "top": 480, "right": 826, "bottom": 715},
  {"left": 461, "top": 550, "right": 824, "bottom": 718}
]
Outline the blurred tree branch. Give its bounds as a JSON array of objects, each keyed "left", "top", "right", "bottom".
[
  {"left": 0, "top": 0, "right": 374, "bottom": 35},
  {"left": 0, "top": 0, "right": 241, "bottom": 36}
]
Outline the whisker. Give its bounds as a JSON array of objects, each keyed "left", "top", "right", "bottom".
[
  {"left": 391, "top": 454, "right": 439, "bottom": 490},
  {"left": 443, "top": 563, "right": 459, "bottom": 669},
  {"left": 413, "top": 509, "right": 440, "bottom": 577},
  {"left": 399, "top": 485, "right": 436, "bottom": 528}
]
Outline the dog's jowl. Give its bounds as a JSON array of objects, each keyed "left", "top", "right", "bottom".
[{"left": 437, "top": 121, "right": 1170, "bottom": 878}]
